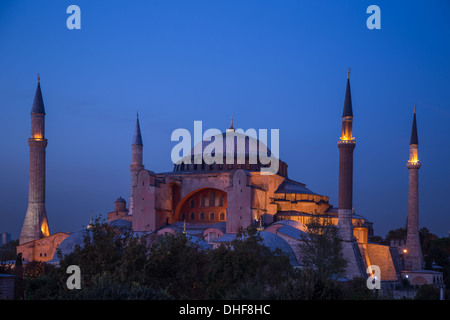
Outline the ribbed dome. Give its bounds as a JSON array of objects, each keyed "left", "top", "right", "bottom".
[
  {"left": 189, "top": 131, "right": 272, "bottom": 160},
  {"left": 173, "top": 130, "right": 287, "bottom": 176}
]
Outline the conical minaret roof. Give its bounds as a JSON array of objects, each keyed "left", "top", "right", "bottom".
[
  {"left": 31, "top": 76, "right": 45, "bottom": 114},
  {"left": 410, "top": 106, "right": 418, "bottom": 145},
  {"left": 132, "top": 113, "right": 143, "bottom": 146},
  {"left": 342, "top": 71, "right": 353, "bottom": 118}
]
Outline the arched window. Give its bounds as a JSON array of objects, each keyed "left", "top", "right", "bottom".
[
  {"left": 219, "top": 212, "right": 225, "bottom": 221},
  {"left": 190, "top": 212, "right": 195, "bottom": 220},
  {"left": 209, "top": 192, "right": 215, "bottom": 207},
  {"left": 190, "top": 199, "right": 195, "bottom": 208},
  {"left": 200, "top": 212, "right": 205, "bottom": 220},
  {"left": 201, "top": 195, "right": 206, "bottom": 207},
  {"left": 210, "top": 212, "right": 215, "bottom": 220},
  {"left": 219, "top": 195, "right": 224, "bottom": 206},
  {"left": 181, "top": 213, "right": 186, "bottom": 221}
]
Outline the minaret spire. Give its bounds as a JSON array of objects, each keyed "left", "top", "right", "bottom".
[
  {"left": 410, "top": 105, "right": 418, "bottom": 145},
  {"left": 20, "top": 77, "right": 50, "bottom": 244},
  {"left": 132, "top": 113, "right": 143, "bottom": 146},
  {"left": 342, "top": 70, "right": 353, "bottom": 118}
]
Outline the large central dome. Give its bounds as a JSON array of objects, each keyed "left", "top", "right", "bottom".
[
  {"left": 191, "top": 131, "right": 271, "bottom": 158},
  {"left": 173, "top": 129, "right": 287, "bottom": 177}
]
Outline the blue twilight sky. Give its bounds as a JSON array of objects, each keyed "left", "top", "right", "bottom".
[{"left": 0, "top": 0, "right": 449, "bottom": 240}]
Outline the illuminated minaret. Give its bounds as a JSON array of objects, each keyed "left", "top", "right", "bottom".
[
  {"left": 129, "top": 113, "right": 144, "bottom": 215},
  {"left": 404, "top": 106, "right": 423, "bottom": 270},
  {"left": 19, "top": 76, "right": 50, "bottom": 244},
  {"left": 337, "top": 69, "right": 356, "bottom": 241}
]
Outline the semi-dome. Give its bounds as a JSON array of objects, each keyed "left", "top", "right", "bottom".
[
  {"left": 259, "top": 231, "right": 299, "bottom": 266},
  {"left": 51, "top": 230, "right": 88, "bottom": 261}
]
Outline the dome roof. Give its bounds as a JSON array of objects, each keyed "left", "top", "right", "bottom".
[
  {"left": 259, "top": 231, "right": 299, "bottom": 266},
  {"left": 51, "top": 230, "right": 88, "bottom": 261},
  {"left": 173, "top": 130, "right": 288, "bottom": 177},
  {"left": 190, "top": 131, "right": 272, "bottom": 159},
  {"left": 109, "top": 219, "right": 132, "bottom": 232},
  {"left": 272, "top": 219, "right": 308, "bottom": 232},
  {"left": 115, "top": 197, "right": 126, "bottom": 203},
  {"left": 213, "top": 231, "right": 299, "bottom": 266}
]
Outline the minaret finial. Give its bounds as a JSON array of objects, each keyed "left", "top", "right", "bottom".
[
  {"left": 37, "top": 73, "right": 40, "bottom": 82},
  {"left": 230, "top": 114, "right": 234, "bottom": 129},
  {"left": 347, "top": 67, "right": 351, "bottom": 79},
  {"left": 410, "top": 105, "right": 418, "bottom": 145},
  {"left": 137, "top": 112, "right": 139, "bottom": 118}
]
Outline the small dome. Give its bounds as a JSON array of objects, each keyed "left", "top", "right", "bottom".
[
  {"left": 109, "top": 219, "right": 132, "bottom": 232},
  {"left": 259, "top": 231, "right": 299, "bottom": 266},
  {"left": 52, "top": 230, "right": 89, "bottom": 261},
  {"left": 115, "top": 197, "right": 126, "bottom": 203}
]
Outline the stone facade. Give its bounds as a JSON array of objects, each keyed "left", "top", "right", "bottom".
[{"left": 16, "top": 232, "right": 69, "bottom": 263}]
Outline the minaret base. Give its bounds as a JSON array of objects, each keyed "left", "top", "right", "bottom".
[
  {"left": 337, "top": 208, "right": 354, "bottom": 242},
  {"left": 341, "top": 240, "right": 367, "bottom": 279},
  {"left": 19, "top": 203, "right": 49, "bottom": 245}
]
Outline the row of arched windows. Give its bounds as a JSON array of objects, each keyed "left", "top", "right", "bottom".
[
  {"left": 181, "top": 212, "right": 225, "bottom": 221},
  {"left": 190, "top": 192, "right": 224, "bottom": 208}
]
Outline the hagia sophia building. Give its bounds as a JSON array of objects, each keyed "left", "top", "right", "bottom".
[{"left": 16, "top": 72, "right": 444, "bottom": 287}]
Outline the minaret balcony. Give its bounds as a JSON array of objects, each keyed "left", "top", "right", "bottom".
[
  {"left": 407, "top": 161, "right": 421, "bottom": 169},
  {"left": 338, "top": 138, "right": 356, "bottom": 145}
]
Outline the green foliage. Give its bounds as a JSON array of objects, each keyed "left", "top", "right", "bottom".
[
  {"left": 143, "top": 232, "right": 210, "bottom": 299},
  {"left": 414, "top": 284, "right": 441, "bottom": 300},
  {"left": 17, "top": 218, "right": 398, "bottom": 300},
  {"left": 298, "top": 217, "right": 347, "bottom": 284},
  {"left": 385, "top": 228, "right": 407, "bottom": 244},
  {"left": 205, "top": 225, "right": 293, "bottom": 299}
]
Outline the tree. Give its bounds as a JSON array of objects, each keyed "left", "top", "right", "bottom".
[
  {"left": 143, "top": 232, "right": 211, "bottom": 299},
  {"left": 205, "top": 225, "right": 293, "bottom": 299},
  {"left": 385, "top": 228, "right": 407, "bottom": 245},
  {"left": 20, "top": 217, "right": 167, "bottom": 300},
  {"left": 298, "top": 216, "right": 347, "bottom": 284}
]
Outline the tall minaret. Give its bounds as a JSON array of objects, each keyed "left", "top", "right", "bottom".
[
  {"left": 19, "top": 76, "right": 50, "bottom": 244},
  {"left": 129, "top": 113, "right": 144, "bottom": 215},
  {"left": 337, "top": 69, "right": 356, "bottom": 241},
  {"left": 404, "top": 106, "right": 423, "bottom": 270}
]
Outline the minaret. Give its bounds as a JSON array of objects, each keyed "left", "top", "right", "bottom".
[
  {"left": 129, "top": 113, "right": 144, "bottom": 215},
  {"left": 19, "top": 76, "right": 50, "bottom": 244},
  {"left": 404, "top": 106, "right": 423, "bottom": 270},
  {"left": 337, "top": 69, "right": 356, "bottom": 241}
]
